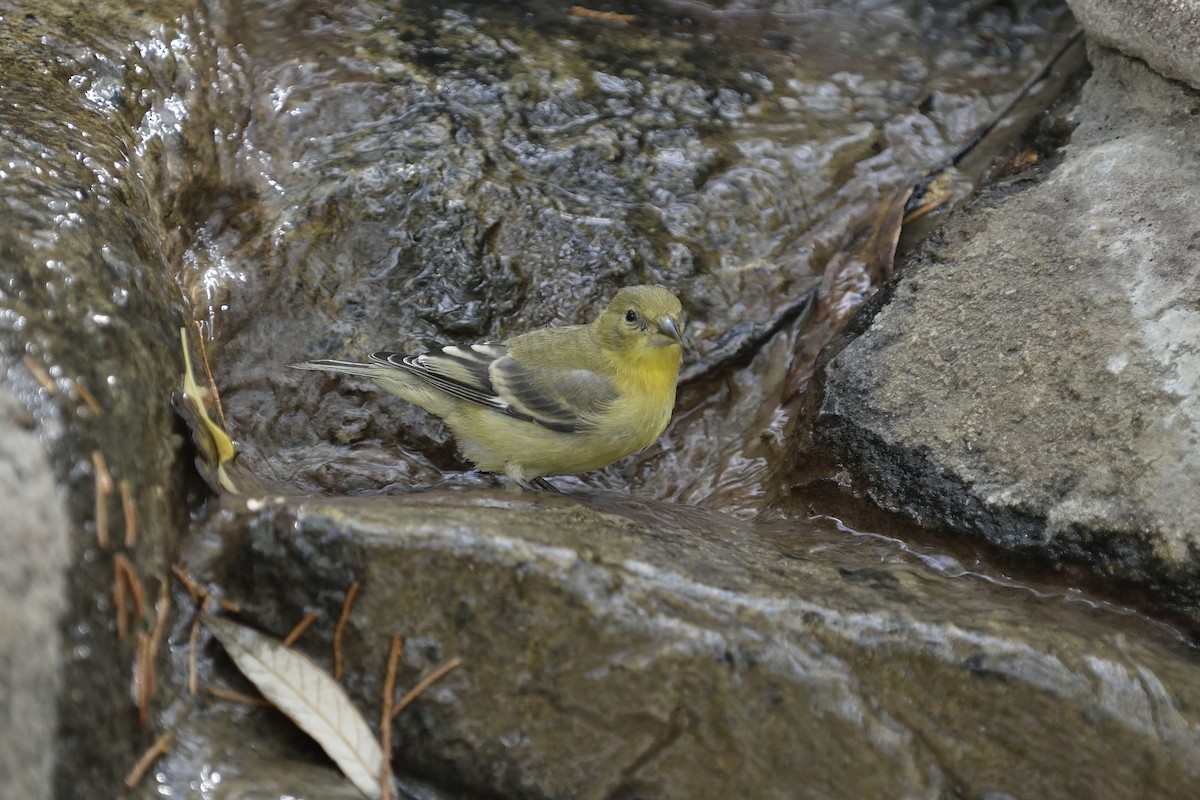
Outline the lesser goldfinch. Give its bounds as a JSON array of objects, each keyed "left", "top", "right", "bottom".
[{"left": 291, "top": 285, "right": 684, "bottom": 489}]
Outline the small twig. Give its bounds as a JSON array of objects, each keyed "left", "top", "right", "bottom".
[
  {"left": 22, "top": 354, "right": 57, "bottom": 394},
  {"left": 67, "top": 377, "right": 103, "bottom": 416},
  {"left": 92, "top": 451, "right": 115, "bottom": 496},
  {"left": 174, "top": 565, "right": 235, "bottom": 611},
  {"left": 172, "top": 566, "right": 235, "bottom": 612},
  {"left": 389, "top": 657, "right": 462, "bottom": 723},
  {"left": 956, "top": 28, "right": 1084, "bottom": 171},
  {"left": 187, "top": 615, "right": 201, "bottom": 696},
  {"left": 905, "top": 28, "right": 1085, "bottom": 218},
  {"left": 379, "top": 635, "right": 404, "bottom": 800},
  {"left": 677, "top": 289, "right": 817, "bottom": 385},
  {"left": 333, "top": 581, "right": 360, "bottom": 681},
  {"left": 135, "top": 581, "right": 171, "bottom": 727},
  {"left": 91, "top": 451, "right": 113, "bottom": 549},
  {"left": 119, "top": 479, "right": 139, "bottom": 549},
  {"left": 171, "top": 563, "right": 208, "bottom": 696},
  {"left": 283, "top": 610, "right": 321, "bottom": 647},
  {"left": 381, "top": 637, "right": 405, "bottom": 719},
  {"left": 124, "top": 730, "right": 173, "bottom": 788},
  {"left": 195, "top": 320, "right": 229, "bottom": 430},
  {"left": 170, "top": 564, "right": 209, "bottom": 605},
  {"left": 149, "top": 578, "right": 170, "bottom": 656},
  {"left": 113, "top": 554, "right": 146, "bottom": 624},
  {"left": 113, "top": 561, "right": 128, "bottom": 640},
  {"left": 134, "top": 631, "right": 153, "bottom": 726},
  {"left": 206, "top": 685, "right": 271, "bottom": 706},
  {"left": 569, "top": 6, "right": 636, "bottom": 23}
]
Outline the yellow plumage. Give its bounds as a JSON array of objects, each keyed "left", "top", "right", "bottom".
[{"left": 291, "top": 285, "right": 685, "bottom": 490}]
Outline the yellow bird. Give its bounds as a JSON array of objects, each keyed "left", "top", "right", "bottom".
[{"left": 291, "top": 285, "right": 685, "bottom": 490}]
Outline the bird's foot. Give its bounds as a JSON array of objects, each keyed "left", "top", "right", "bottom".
[{"left": 506, "top": 476, "right": 561, "bottom": 493}]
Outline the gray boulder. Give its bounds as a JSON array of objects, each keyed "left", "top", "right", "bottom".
[
  {"left": 1067, "top": 0, "right": 1200, "bottom": 90},
  {"left": 817, "top": 44, "right": 1200, "bottom": 614}
]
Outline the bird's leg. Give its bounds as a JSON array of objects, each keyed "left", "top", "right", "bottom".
[
  {"left": 501, "top": 463, "right": 560, "bottom": 493},
  {"left": 504, "top": 463, "right": 530, "bottom": 493}
]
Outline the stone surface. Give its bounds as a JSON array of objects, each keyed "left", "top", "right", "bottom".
[
  {"left": 1067, "top": 0, "right": 1200, "bottom": 90},
  {"left": 0, "top": 2, "right": 197, "bottom": 792},
  {"left": 816, "top": 44, "right": 1200, "bottom": 614},
  {"left": 184, "top": 492, "right": 1200, "bottom": 800},
  {"left": 0, "top": 389, "right": 70, "bottom": 800}
]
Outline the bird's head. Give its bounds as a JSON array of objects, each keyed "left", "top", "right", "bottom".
[{"left": 595, "top": 285, "right": 685, "bottom": 377}]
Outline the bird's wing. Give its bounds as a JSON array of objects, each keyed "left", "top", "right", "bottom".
[
  {"left": 372, "top": 345, "right": 506, "bottom": 409},
  {"left": 371, "top": 345, "right": 617, "bottom": 433},
  {"left": 489, "top": 357, "right": 617, "bottom": 432}
]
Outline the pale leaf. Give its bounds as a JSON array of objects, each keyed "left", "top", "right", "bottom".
[{"left": 204, "top": 615, "right": 384, "bottom": 800}]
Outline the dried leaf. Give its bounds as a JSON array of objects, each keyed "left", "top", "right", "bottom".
[
  {"left": 176, "top": 327, "right": 240, "bottom": 494},
  {"left": 203, "top": 615, "right": 385, "bottom": 800},
  {"left": 179, "top": 328, "right": 235, "bottom": 466}
]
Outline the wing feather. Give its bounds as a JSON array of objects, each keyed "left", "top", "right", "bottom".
[
  {"left": 490, "top": 361, "right": 615, "bottom": 431},
  {"left": 370, "top": 344, "right": 616, "bottom": 433}
]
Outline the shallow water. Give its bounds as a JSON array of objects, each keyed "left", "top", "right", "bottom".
[
  {"left": 147, "top": 0, "right": 1080, "bottom": 506},
  {"left": 584, "top": 487, "right": 1196, "bottom": 647}
]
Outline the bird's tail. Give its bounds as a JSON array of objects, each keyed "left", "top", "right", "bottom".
[
  {"left": 289, "top": 358, "right": 378, "bottom": 377},
  {"left": 291, "top": 357, "right": 442, "bottom": 414}
]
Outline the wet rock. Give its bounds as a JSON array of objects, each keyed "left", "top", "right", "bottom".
[
  {"left": 186, "top": 492, "right": 1200, "bottom": 799},
  {"left": 1067, "top": 0, "right": 1200, "bottom": 90},
  {"left": 0, "top": 2, "right": 200, "bottom": 792},
  {"left": 141, "top": 703, "right": 461, "bottom": 800},
  {"left": 0, "top": 388, "right": 70, "bottom": 800},
  {"left": 816, "top": 44, "right": 1200, "bottom": 617}
]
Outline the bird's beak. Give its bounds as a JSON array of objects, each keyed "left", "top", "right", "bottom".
[{"left": 656, "top": 316, "right": 683, "bottom": 345}]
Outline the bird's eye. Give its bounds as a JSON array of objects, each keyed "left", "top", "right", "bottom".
[{"left": 625, "top": 309, "right": 639, "bottom": 324}]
